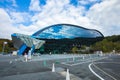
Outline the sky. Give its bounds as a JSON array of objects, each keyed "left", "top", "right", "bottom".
[{"left": 0, "top": 0, "right": 120, "bottom": 39}]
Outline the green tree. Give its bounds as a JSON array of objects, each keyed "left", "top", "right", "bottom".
[
  {"left": 91, "top": 38, "right": 120, "bottom": 53},
  {"left": 72, "top": 46, "right": 78, "bottom": 53}
]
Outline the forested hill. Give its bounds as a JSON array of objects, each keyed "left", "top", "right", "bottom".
[
  {"left": 0, "top": 35, "right": 120, "bottom": 54},
  {"left": 91, "top": 35, "right": 120, "bottom": 53},
  {"left": 105, "top": 35, "right": 120, "bottom": 42}
]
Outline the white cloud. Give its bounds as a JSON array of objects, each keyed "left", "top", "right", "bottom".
[
  {"left": 11, "top": 0, "right": 17, "bottom": 7},
  {"left": 87, "top": 0, "right": 120, "bottom": 36},
  {"left": 29, "top": 0, "right": 41, "bottom": 11},
  {"left": 31, "top": 0, "right": 120, "bottom": 36},
  {"left": 31, "top": 0, "right": 89, "bottom": 29},
  {"left": 0, "top": 8, "right": 19, "bottom": 39},
  {"left": 0, "top": 8, "right": 37, "bottom": 39},
  {"left": 0, "top": 0, "right": 120, "bottom": 39},
  {"left": 78, "top": 0, "right": 101, "bottom": 5},
  {"left": 9, "top": 12, "right": 31, "bottom": 24},
  {"left": 79, "top": 0, "right": 90, "bottom": 5}
]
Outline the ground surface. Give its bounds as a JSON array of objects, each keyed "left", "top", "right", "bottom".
[{"left": 0, "top": 54, "right": 120, "bottom": 80}]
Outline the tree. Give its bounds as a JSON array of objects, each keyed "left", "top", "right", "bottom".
[
  {"left": 91, "top": 37, "right": 120, "bottom": 53},
  {"left": 72, "top": 46, "right": 78, "bottom": 53}
]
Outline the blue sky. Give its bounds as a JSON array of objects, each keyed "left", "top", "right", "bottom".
[{"left": 0, "top": 0, "right": 120, "bottom": 39}]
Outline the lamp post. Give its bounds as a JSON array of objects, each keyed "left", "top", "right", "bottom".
[{"left": 2, "top": 42, "right": 7, "bottom": 54}]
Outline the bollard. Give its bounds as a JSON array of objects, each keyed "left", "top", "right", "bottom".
[
  {"left": 25, "top": 56, "right": 27, "bottom": 62},
  {"left": 73, "top": 57, "right": 75, "bottom": 62},
  {"left": 67, "top": 58, "right": 69, "bottom": 62},
  {"left": 9, "top": 61, "right": 12, "bottom": 64},
  {"left": 24, "top": 54, "right": 28, "bottom": 62},
  {"left": 15, "top": 59, "right": 17, "bottom": 61},
  {"left": 52, "top": 63, "right": 55, "bottom": 72},
  {"left": 90, "top": 55, "right": 91, "bottom": 59},
  {"left": 43, "top": 60, "right": 47, "bottom": 67},
  {"left": 73, "top": 57, "right": 76, "bottom": 62},
  {"left": 66, "top": 69, "right": 70, "bottom": 80},
  {"left": 83, "top": 56, "right": 85, "bottom": 60}
]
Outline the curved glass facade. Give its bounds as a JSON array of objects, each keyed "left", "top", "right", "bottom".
[
  {"left": 32, "top": 24, "right": 103, "bottom": 39},
  {"left": 12, "top": 24, "right": 104, "bottom": 55}
]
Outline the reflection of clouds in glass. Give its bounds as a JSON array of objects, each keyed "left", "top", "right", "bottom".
[
  {"left": 59, "top": 25, "right": 96, "bottom": 38},
  {"left": 52, "top": 25, "right": 62, "bottom": 33},
  {"left": 59, "top": 25, "right": 75, "bottom": 38},
  {"left": 38, "top": 24, "right": 102, "bottom": 39}
]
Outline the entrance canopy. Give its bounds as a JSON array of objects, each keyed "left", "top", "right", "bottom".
[
  {"left": 15, "top": 33, "right": 45, "bottom": 49},
  {"left": 11, "top": 33, "right": 45, "bottom": 55}
]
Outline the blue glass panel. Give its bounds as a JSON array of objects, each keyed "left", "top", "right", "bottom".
[{"left": 32, "top": 24, "right": 103, "bottom": 39}]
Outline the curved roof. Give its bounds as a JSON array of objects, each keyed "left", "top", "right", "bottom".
[{"left": 32, "top": 24, "right": 104, "bottom": 39}]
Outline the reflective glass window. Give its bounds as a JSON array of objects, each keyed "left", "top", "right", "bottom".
[{"left": 33, "top": 24, "right": 103, "bottom": 39}]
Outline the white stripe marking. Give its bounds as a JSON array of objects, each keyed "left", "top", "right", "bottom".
[
  {"left": 89, "top": 63, "right": 104, "bottom": 80},
  {"left": 61, "top": 57, "right": 107, "bottom": 66},
  {"left": 92, "top": 62, "right": 117, "bottom": 80}
]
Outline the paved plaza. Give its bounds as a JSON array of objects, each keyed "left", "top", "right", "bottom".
[{"left": 0, "top": 53, "right": 120, "bottom": 80}]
